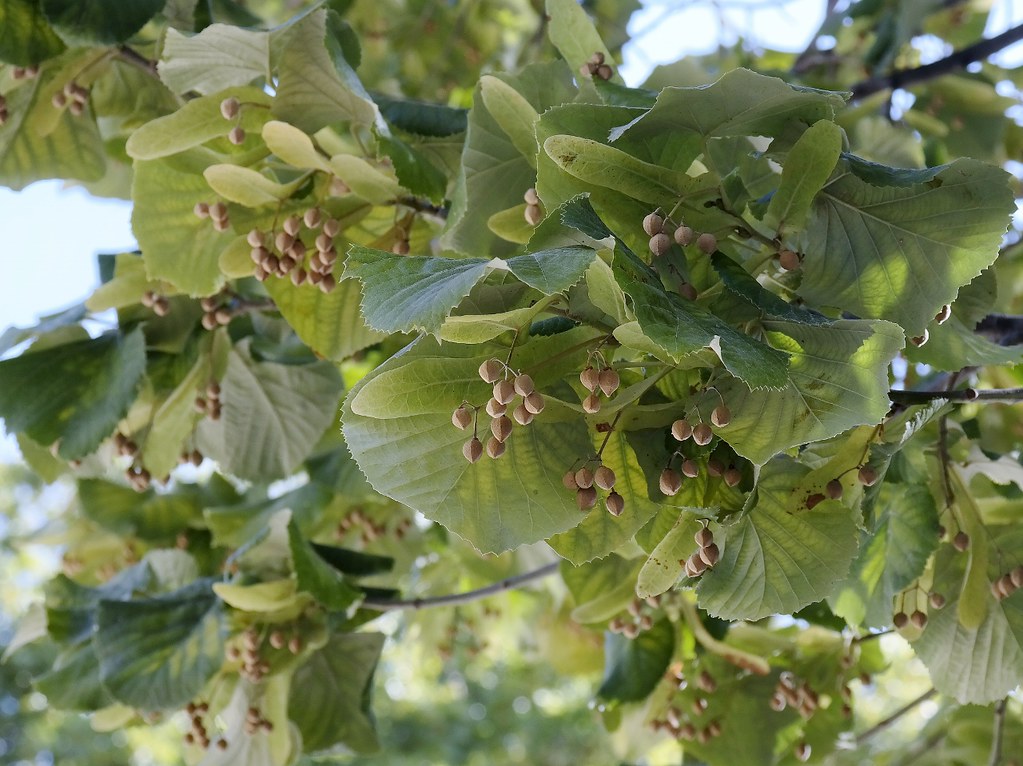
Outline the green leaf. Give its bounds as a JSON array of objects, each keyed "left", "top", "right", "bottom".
[
  {"left": 505, "top": 247, "right": 597, "bottom": 294},
  {"left": 613, "top": 256, "right": 790, "bottom": 391},
  {"left": 707, "top": 319, "right": 904, "bottom": 466},
  {"left": 44, "top": 564, "right": 152, "bottom": 643},
  {"left": 343, "top": 331, "right": 601, "bottom": 553},
  {"left": 41, "top": 0, "right": 163, "bottom": 45},
  {"left": 711, "top": 252, "right": 829, "bottom": 324},
  {"left": 308, "top": 544, "right": 393, "bottom": 578},
  {"left": 374, "top": 93, "right": 466, "bottom": 137},
  {"left": 95, "top": 579, "right": 223, "bottom": 710},
  {"left": 343, "top": 247, "right": 489, "bottom": 335},
  {"left": 479, "top": 74, "right": 540, "bottom": 164},
  {"left": 697, "top": 458, "right": 860, "bottom": 620},
  {"left": 203, "top": 164, "right": 302, "bottom": 207},
  {"left": 378, "top": 133, "right": 447, "bottom": 203},
  {"left": 636, "top": 511, "right": 702, "bottom": 599},
  {"left": 265, "top": 277, "right": 387, "bottom": 361},
  {"left": 272, "top": 9, "right": 379, "bottom": 133},
  {"left": 35, "top": 640, "right": 112, "bottom": 711},
  {"left": 288, "top": 519, "right": 363, "bottom": 612},
  {"left": 126, "top": 87, "right": 272, "bottom": 160},
  {"left": 195, "top": 340, "right": 342, "bottom": 481},
  {"left": 0, "top": 328, "right": 145, "bottom": 460},
  {"left": 597, "top": 618, "right": 674, "bottom": 703},
  {"left": 831, "top": 482, "right": 939, "bottom": 628},
  {"left": 212, "top": 578, "right": 306, "bottom": 614},
  {"left": 261, "top": 119, "right": 330, "bottom": 171},
  {"left": 802, "top": 156, "right": 1015, "bottom": 336},
  {"left": 158, "top": 24, "right": 269, "bottom": 95},
  {"left": 289, "top": 632, "right": 384, "bottom": 753},
  {"left": 562, "top": 555, "right": 643, "bottom": 624},
  {"left": 78, "top": 479, "right": 203, "bottom": 539},
  {"left": 545, "top": 0, "right": 615, "bottom": 82},
  {"left": 764, "top": 119, "right": 843, "bottom": 234},
  {"left": 328, "top": 153, "right": 403, "bottom": 204},
  {"left": 0, "top": 0, "right": 65, "bottom": 66},
  {"left": 142, "top": 353, "right": 209, "bottom": 478}
]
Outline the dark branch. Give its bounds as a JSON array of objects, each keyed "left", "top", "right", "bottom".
[
  {"left": 989, "top": 698, "right": 1008, "bottom": 766},
  {"left": 857, "top": 688, "right": 938, "bottom": 744},
  {"left": 851, "top": 22, "right": 1023, "bottom": 99},
  {"left": 889, "top": 387, "right": 1023, "bottom": 405},
  {"left": 360, "top": 561, "right": 559, "bottom": 611},
  {"left": 975, "top": 314, "right": 1023, "bottom": 347},
  {"left": 398, "top": 195, "right": 449, "bottom": 220},
  {"left": 116, "top": 45, "right": 159, "bottom": 76}
]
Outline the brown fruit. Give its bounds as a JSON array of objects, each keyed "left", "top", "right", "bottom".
[
  {"left": 493, "top": 379, "right": 516, "bottom": 405},
  {"left": 201, "top": 312, "right": 218, "bottom": 330},
  {"left": 695, "top": 527, "right": 713, "bottom": 547},
  {"left": 303, "top": 208, "right": 322, "bottom": 228},
  {"left": 479, "top": 358, "right": 503, "bottom": 383},
  {"left": 580, "top": 366, "right": 599, "bottom": 392},
  {"left": 575, "top": 467, "right": 595, "bottom": 489},
  {"left": 678, "top": 282, "right": 698, "bottom": 301},
  {"left": 598, "top": 368, "right": 620, "bottom": 397},
  {"left": 582, "top": 393, "right": 601, "bottom": 413},
  {"left": 769, "top": 692, "right": 786, "bottom": 712},
  {"left": 319, "top": 277, "right": 337, "bottom": 294},
  {"left": 707, "top": 458, "right": 724, "bottom": 477},
  {"left": 220, "top": 97, "right": 240, "bottom": 119},
  {"left": 523, "top": 391, "right": 545, "bottom": 414},
  {"left": 893, "top": 611, "right": 909, "bottom": 629},
  {"left": 577, "top": 486, "right": 598, "bottom": 511},
  {"left": 563, "top": 470, "right": 579, "bottom": 490},
  {"left": 910, "top": 610, "right": 928, "bottom": 629},
  {"left": 674, "top": 225, "right": 694, "bottom": 246},
  {"left": 642, "top": 212, "right": 664, "bottom": 236},
  {"left": 605, "top": 491, "right": 625, "bottom": 516},
  {"left": 649, "top": 232, "right": 672, "bottom": 256},
  {"left": 588, "top": 51, "right": 605, "bottom": 66},
  {"left": 246, "top": 229, "right": 264, "bottom": 247},
  {"left": 451, "top": 405, "right": 473, "bottom": 430},
  {"left": 595, "top": 64, "right": 613, "bottom": 81},
  {"left": 778, "top": 249, "right": 800, "bottom": 271},
  {"left": 269, "top": 631, "right": 285, "bottom": 649},
  {"left": 692, "top": 423, "right": 713, "bottom": 446},
  {"left": 826, "top": 478, "right": 843, "bottom": 499},
  {"left": 1011, "top": 565, "right": 1023, "bottom": 588},
  {"left": 696, "top": 232, "right": 717, "bottom": 254},
  {"left": 193, "top": 201, "right": 210, "bottom": 219},
  {"left": 857, "top": 465, "right": 878, "bottom": 486},
  {"left": 689, "top": 553, "right": 708, "bottom": 576},
  {"left": 283, "top": 215, "right": 302, "bottom": 237},
  {"left": 795, "top": 742, "right": 811, "bottom": 762},
  {"left": 929, "top": 592, "right": 946, "bottom": 609},
  {"left": 290, "top": 268, "right": 307, "bottom": 286},
  {"left": 322, "top": 218, "right": 341, "bottom": 237},
  {"left": 681, "top": 459, "right": 699, "bottom": 478},
  {"left": 699, "top": 543, "right": 719, "bottom": 567},
  {"left": 209, "top": 202, "right": 228, "bottom": 221},
  {"left": 485, "top": 397, "right": 507, "bottom": 417},
  {"left": 392, "top": 239, "right": 410, "bottom": 256},
  {"left": 805, "top": 492, "right": 825, "bottom": 510},
  {"left": 490, "top": 415, "right": 513, "bottom": 442},
  {"left": 486, "top": 437, "right": 506, "bottom": 459},
  {"left": 512, "top": 404, "right": 534, "bottom": 426},
  {"left": 952, "top": 531, "right": 970, "bottom": 551},
  {"left": 671, "top": 419, "right": 693, "bottom": 441},
  {"left": 51, "top": 91, "right": 68, "bottom": 109},
  {"left": 659, "top": 468, "right": 682, "bottom": 496},
  {"left": 723, "top": 467, "right": 742, "bottom": 487},
  {"left": 513, "top": 374, "right": 534, "bottom": 396},
  {"left": 315, "top": 232, "right": 333, "bottom": 252},
  {"left": 228, "top": 126, "right": 245, "bottom": 145},
  {"left": 710, "top": 405, "right": 731, "bottom": 427},
  {"left": 524, "top": 204, "right": 543, "bottom": 226},
  {"left": 999, "top": 572, "right": 1017, "bottom": 597},
  {"left": 594, "top": 465, "right": 616, "bottom": 491},
  {"left": 523, "top": 187, "right": 540, "bottom": 206},
  {"left": 463, "top": 437, "right": 483, "bottom": 463}
]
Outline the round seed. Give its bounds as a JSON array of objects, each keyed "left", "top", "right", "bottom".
[
  {"left": 671, "top": 419, "right": 692, "bottom": 441},
  {"left": 893, "top": 611, "right": 909, "bottom": 628},
  {"left": 580, "top": 366, "right": 599, "bottom": 392},
  {"left": 512, "top": 403, "right": 534, "bottom": 426},
  {"left": 524, "top": 204, "right": 542, "bottom": 226},
  {"left": 246, "top": 229, "right": 264, "bottom": 247},
  {"left": 642, "top": 212, "right": 664, "bottom": 236},
  {"left": 598, "top": 368, "right": 620, "bottom": 397},
  {"left": 479, "top": 359, "right": 503, "bottom": 383},
  {"left": 692, "top": 423, "right": 713, "bottom": 446},
  {"left": 710, "top": 405, "right": 730, "bottom": 427},
  {"left": 451, "top": 405, "right": 472, "bottom": 430},
  {"left": 952, "top": 531, "right": 970, "bottom": 551},
  {"left": 910, "top": 610, "right": 928, "bottom": 629},
  {"left": 575, "top": 467, "right": 594, "bottom": 489},
  {"left": 858, "top": 465, "right": 878, "bottom": 486},
  {"left": 513, "top": 374, "right": 534, "bottom": 396},
  {"left": 485, "top": 397, "right": 507, "bottom": 417},
  {"left": 699, "top": 543, "right": 719, "bottom": 567},
  {"left": 490, "top": 415, "right": 513, "bottom": 442},
  {"left": 673, "top": 225, "right": 694, "bottom": 246},
  {"left": 303, "top": 208, "right": 322, "bottom": 228},
  {"left": 283, "top": 215, "right": 301, "bottom": 236},
  {"left": 523, "top": 187, "right": 540, "bottom": 206},
  {"left": 695, "top": 527, "right": 713, "bottom": 548},
  {"left": 323, "top": 218, "right": 341, "bottom": 237},
  {"left": 723, "top": 467, "right": 742, "bottom": 487},
  {"left": 681, "top": 459, "right": 699, "bottom": 478},
  {"left": 935, "top": 304, "right": 951, "bottom": 324},
  {"left": 778, "top": 249, "right": 800, "bottom": 271},
  {"left": 523, "top": 392, "right": 545, "bottom": 414},
  {"left": 649, "top": 232, "right": 672, "bottom": 256},
  {"left": 486, "top": 437, "right": 506, "bottom": 459},
  {"left": 319, "top": 278, "right": 337, "bottom": 294},
  {"left": 577, "top": 486, "right": 597, "bottom": 511},
  {"left": 220, "top": 97, "right": 240, "bottom": 120},
  {"left": 826, "top": 478, "right": 843, "bottom": 499},
  {"left": 696, "top": 232, "right": 717, "bottom": 254},
  {"left": 290, "top": 268, "right": 307, "bottom": 286},
  {"left": 493, "top": 379, "right": 516, "bottom": 405},
  {"left": 582, "top": 394, "right": 601, "bottom": 414},
  {"left": 659, "top": 468, "right": 681, "bottom": 496},
  {"left": 193, "top": 202, "right": 210, "bottom": 219},
  {"left": 605, "top": 491, "right": 625, "bottom": 517},
  {"left": 563, "top": 470, "right": 579, "bottom": 490},
  {"left": 595, "top": 64, "right": 613, "bottom": 81},
  {"left": 228, "top": 126, "right": 245, "bottom": 145},
  {"left": 929, "top": 592, "right": 946, "bottom": 609},
  {"left": 688, "top": 552, "right": 708, "bottom": 575},
  {"left": 1011, "top": 565, "right": 1023, "bottom": 588},
  {"left": 594, "top": 465, "right": 616, "bottom": 491},
  {"left": 707, "top": 458, "right": 724, "bottom": 477},
  {"left": 463, "top": 437, "right": 483, "bottom": 463},
  {"left": 392, "top": 239, "right": 410, "bottom": 255}
]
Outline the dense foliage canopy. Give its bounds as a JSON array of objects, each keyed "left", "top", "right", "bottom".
[{"left": 2, "top": 0, "right": 1023, "bottom": 763}]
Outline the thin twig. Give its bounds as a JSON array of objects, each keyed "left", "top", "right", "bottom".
[
  {"left": 989, "top": 698, "right": 1008, "bottom": 766},
  {"left": 116, "top": 45, "right": 159, "bottom": 76},
  {"left": 853, "top": 628, "right": 893, "bottom": 644},
  {"left": 851, "top": 22, "right": 1023, "bottom": 99},
  {"left": 889, "top": 387, "right": 1023, "bottom": 405},
  {"left": 397, "top": 195, "right": 449, "bottom": 220},
  {"left": 360, "top": 561, "right": 559, "bottom": 611},
  {"left": 857, "top": 688, "right": 938, "bottom": 744}
]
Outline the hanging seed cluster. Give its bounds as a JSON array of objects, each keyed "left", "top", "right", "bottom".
[
  {"left": 562, "top": 459, "right": 624, "bottom": 516},
  {"left": 659, "top": 407, "right": 731, "bottom": 496},
  {"left": 334, "top": 507, "right": 410, "bottom": 545},
  {"left": 3, "top": 67, "right": 38, "bottom": 123},
  {"left": 452, "top": 359, "right": 546, "bottom": 462},
  {"left": 51, "top": 80, "right": 90, "bottom": 116},
  {"left": 194, "top": 200, "right": 231, "bottom": 231},
  {"left": 125, "top": 462, "right": 151, "bottom": 492},
  {"left": 183, "top": 700, "right": 226, "bottom": 750},
  {"left": 608, "top": 596, "right": 659, "bottom": 638},
  {"left": 246, "top": 211, "right": 340, "bottom": 293},
  {"left": 992, "top": 565, "right": 1023, "bottom": 600},
  {"left": 650, "top": 663, "right": 724, "bottom": 744},
  {"left": 523, "top": 187, "right": 543, "bottom": 226},
  {"left": 244, "top": 704, "right": 274, "bottom": 735},
  {"left": 681, "top": 525, "right": 719, "bottom": 578},
  {"left": 770, "top": 671, "right": 828, "bottom": 722},
  {"left": 199, "top": 294, "right": 234, "bottom": 330},
  {"left": 579, "top": 51, "right": 613, "bottom": 81},
  {"left": 227, "top": 627, "right": 271, "bottom": 682},
  {"left": 219, "top": 97, "right": 246, "bottom": 145},
  {"left": 194, "top": 379, "right": 222, "bottom": 421},
  {"left": 141, "top": 290, "right": 170, "bottom": 316},
  {"left": 179, "top": 448, "right": 203, "bottom": 467},
  {"left": 578, "top": 362, "right": 619, "bottom": 414},
  {"left": 643, "top": 210, "right": 718, "bottom": 258}
]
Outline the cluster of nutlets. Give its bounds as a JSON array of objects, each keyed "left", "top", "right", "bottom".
[
  {"left": 125, "top": 463, "right": 152, "bottom": 492},
  {"left": 652, "top": 664, "right": 723, "bottom": 743},
  {"left": 244, "top": 705, "right": 274, "bottom": 735},
  {"left": 523, "top": 187, "right": 543, "bottom": 226},
  {"left": 141, "top": 290, "right": 170, "bottom": 316},
  {"left": 334, "top": 507, "right": 404, "bottom": 545},
  {"left": 194, "top": 380, "right": 222, "bottom": 420},
  {"left": 183, "top": 701, "right": 227, "bottom": 751},
  {"left": 246, "top": 211, "right": 340, "bottom": 292},
  {"left": 178, "top": 448, "right": 204, "bottom": 467},
  {"left": 562, "top": 461, "right": 624, "bottom": 515},
  {"left": 51, "top": 79, "right": 90, "bottom": 116},
  {"left": 199, "top": 294, "right": 234, "bottom": 330},
  {"left": 228, "top": 627, "right": 269, "bottom": 682},
  {"left": 194, "top": 200, "right": 230, "bottom": 231},
  {"left": 579, "top": 363, "right": 619, "bottom": 414},
  {"left": 113, "top": 431, "right": 139, "bottom": 459},
  {"left": 452, "top": 359, "right": 546, "bottom": 462},
  {"left": 219, "top": 96, "right": 246, "bottom": 145},
  {"left": 579, "top": 51, "right": 613, "bottom": 81},
  {"left": 992, "top": 565, "right": 1023, "bottom": 601},
  {"left": 608, "top": 597, "right": 657, "bottom": 638},
  {"left": 1, "top": 66, "right": 38, "bottom": 126},
  {"left": 770, "top": 671, "right": 834, "bottom": 720},
  {"left": 682, "top": 525, "right": 719, "bottom": 578},
  {"left": 643, "top": 211, "right": 718, "bottom": 259},
  {"left": 658, "top": 409, "right": 731, "bottom": 494}
]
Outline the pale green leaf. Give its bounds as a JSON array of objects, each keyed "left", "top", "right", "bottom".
[
  {"left": 203, "top": 164, "right": 301, "bottom": 207},
  {"left": 158, "top": 25, "right": 269, "bottom": 95},
  {"left": 342, "top": 332, "right": 601, "bottom": 553},
  {"left": 697, "top": 457, "right": 860, "bottom": 620},
  {"left": 212, "top": 579, "right": 302, "bottom": 613},
  {"left": 562, "top": 555, "right": 643, "bottom": 624},
  {"left": 328, "top": 153, "right": 403, "bottom": 204},
  {"left": 802, "top": 156, "right": 1015, "bottom": 336},
  {"left": 487, "top": 204, "right": 534, "bottom": 244},
  {"left": 479, "top": 74, "right": 540, "bottom": 164},
  {"left": 636, "top": 511, "right": 703, "bottom": 599},
  {"left": 0, "top": 328, "right": 145, "bottom": 460},
  {"left": 545, "top": 0, "right": 615, "bottom": 82},
  {"left": 86, "top": 253, "right": 160, "bottom": 311},
  {"left": 261, "top": 120, "right": 330, "bottom": 171},
  {"left": 195, "top": 340, "right": 342, "bottom": 481},
  {"left": 764, "top": 119, "right": 843, "bottom": 234},
  {"left": 440, "top": 305, "right": 544, "bottom": 344},
  {"left": 95, "top": 580, "right": 223, "bottom": 710},
  {"left": 143, "top": 354, "right": 209, "bottom": 478}
]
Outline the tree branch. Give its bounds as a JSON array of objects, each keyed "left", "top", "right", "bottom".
[
  {"left": 851, "top": 21, "right": 1023, "bottom": 99},
  {"left": 857, "top": 688, "right": 938, "bottom": 744},
  {"left": 360, "top": 561, "right": 559, "bottom": 611},
  {"left": 115, "top": 45, "right": 159, "bottom": 76},
  {"left": 889, "top": 387, "right": 1023, "bottom": 405},
  {"left": 988, "top": 698, "right": 1008, "bottom": 766}
]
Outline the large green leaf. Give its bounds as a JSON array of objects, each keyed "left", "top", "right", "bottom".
[
  {"left": 562, "top": 554, "right": 643, "bottom": 624},
  {"left": 596, "top": 618, "right": 674, "bottom": 703},
  {"left": 44, "top": 564, "right": 152, "bottom": 644},
  {"left": 195, "top": 340, "right": 342, "bottom": 481},
  {"left": 343, "top": 331, "right": 602, "bottom": 553},
  {"left": 801, "top": 156, "right": 1014, "bottom": 336},
  {"left": 697, "top": 458, "right": 860, "bottom": 621},
  {"left": 707, "top": 319, "right": 904, "bottom": 465},
  {"left": 288, "top": 519, "right": 362, "bottom": 612},
  {"left": 289, "top": 632, "right": 385, "bottom": 753},
  {"left": 95, "top": 579, "right": 223, "bottom": 710},
  {"left": 142, "top": 353, "right": 209, "bottom": 478},
  {"left": 78, "top": 479, "right": 203, "bottom": 539},
  {"left": 831, "top": 482, "right": 939, "bottom": 628},
  {"left": 158, "top": 24, "right": 269, "bottom": 95},
  {"left": 34, "top": 640, "right": 112, "bottom": 711},
  {"left": 636, "top": 510, "right": 703, "bottom": 599},
  {"left": 41, "top": 0, "right": 163, "bottom": 44},
  {"left": 764, "top": 119, "right": 843, "bottom": 235},
  {"left": 0, "top": 0, "right": 65, "bottom": 65},
  {"left": 0, "top": 328, "right": 145, "bottom": 460}
]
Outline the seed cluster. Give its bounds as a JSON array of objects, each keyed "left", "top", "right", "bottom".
[
  {"left": 523, "top": 187, "right": 543, "bottom": 226},
  {"left": 579, "top": 51, "right": 613, "bottom": 81},
  {"left": 199, "top": 294, "right": 234, "bottom": 330},
  {"left": 246, "top": 212, "right": 340, "bottom": 293},
  {"left": 563, "top": 461, "right": 623, "bottom": 515},
  {"left": 650, "top": 663, "right": 723, "bottom": 744},
  {"left": 194, "top": 379, "right": 222, "bottom": 421},
  {"left": 578, "top": 363, "right": 619, "bottom": 414},
  {"left": 453, "top": 359, "right": 546, "bottom": 462},
  {"left": 659, "top": 410, "right": 733, "bottom": 495},
  {"left": 218, "top": 97, "right": 247, "bottom": 145},
  {"left": 179, "top": 448, "right": 204, "bottom": 467},
  {"left": 992, "top": 565, "right": 1023, "bottom": 600},
  {"left": 682, "top": 525, "right": 719, "bottom": 578},
  {"left": 183, "top": 700, "right": 226, "bottom": 750},
  {"left": 194, "top": 201, "right": 231, "bottom": 231},
  {"left": 644, "top": 210, "right": 718, "bottom": 259},
  {"left": 141, "top": 290, "right": 170, "bottom": 316},
  {"left": 334, "top": 508, "right": 412, "bottom": 545},
  {"left": 51, "top": 80, "right": 90, "bottom": 116},
  {"left": 244, "top": 705, "right": 274, "bottom": 735},
  {"left": 608, "top": 596, "right": 659, "bottom": 638}
]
